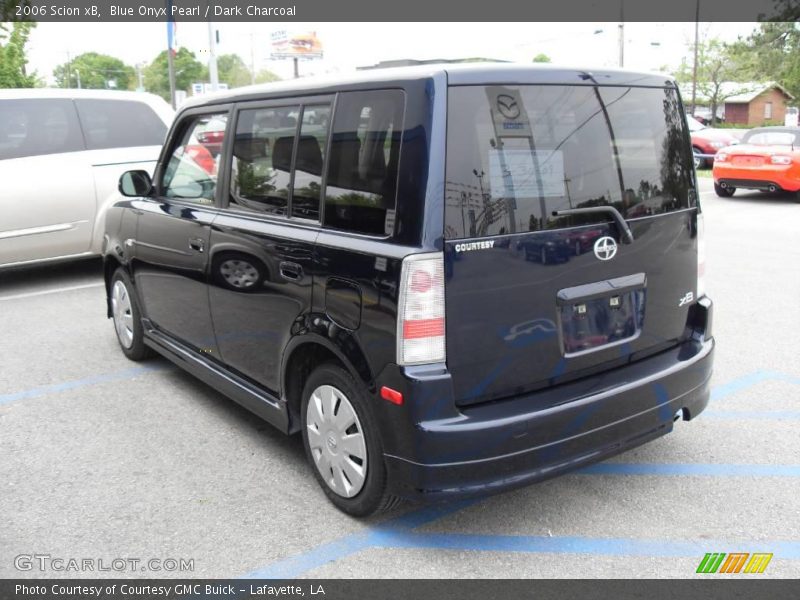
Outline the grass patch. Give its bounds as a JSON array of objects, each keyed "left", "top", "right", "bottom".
[{"left": 696, "top": 168, "right": 713, "bottom": 178}]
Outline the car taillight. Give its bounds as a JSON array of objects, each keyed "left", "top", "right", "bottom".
[
  {"left": 770, "top": 155, "right": 792, "bottom": 165},
  {"left": 697, "top": 213, "right": 706, "bottom": 299},
  {"left": 397, "top": 252, "right": 445, "bottom": 365},
  {"left": 715, "top": 152, "right": 728, "bottom": 163}
]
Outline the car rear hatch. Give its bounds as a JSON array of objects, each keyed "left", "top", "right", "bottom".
[{"left": 443, "top": 82, "right": 700, "bottom": 407}]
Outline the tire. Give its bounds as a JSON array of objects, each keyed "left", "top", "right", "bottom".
[
  {"left": 693, "top": 148, "right": 706, "bottom": 170},
  {"left": 714, "top": 183, "right": 735, "bottom": 198},
  {"left": 110, "top": 268, "right": 152, "bottom": 361},
  {"left": 300, "top": 362, "right": 401, "bottom": 516}
]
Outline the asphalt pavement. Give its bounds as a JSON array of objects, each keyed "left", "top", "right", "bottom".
[{"left": 1, "top": 177, "right": 798, "bottom": 579}]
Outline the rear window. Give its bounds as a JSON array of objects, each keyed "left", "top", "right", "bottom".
[
  {"left": 444, "top": 85, "right": 695, "bottom": 239},
  {"left": 0, "top": 99, "right": 84, "bottom": 160},
  {"left": 74, "top": 99, "right": 167, "bottom": 150}
]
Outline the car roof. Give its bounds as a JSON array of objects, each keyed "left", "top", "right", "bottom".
[
  {"left": 180, "top": 63, "right": 676, "bottom": 111},
  {"left": 0, "top": 88, "right": 175, "bottom": 125}
]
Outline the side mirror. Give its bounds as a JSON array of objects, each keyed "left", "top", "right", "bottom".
[{"left": 119, "top": 170, "right": 153, "bottom": 197}]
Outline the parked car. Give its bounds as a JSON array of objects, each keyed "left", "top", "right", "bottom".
[
  {"left": 712, "top": 126, "right": 800, "bottom": 200},
  {"left": 0, "top": 89, "right": 173, "bottom": 270},
  {"left": 686, "top": 115, "right": 739, "bottom": 169},
  {"left": 104, "top": 65, "right": 714, "bottom": 516}
]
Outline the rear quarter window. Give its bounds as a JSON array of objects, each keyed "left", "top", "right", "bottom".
[
  {"left": 74, "top": 99, "right": 167, "bottom": 150},
  {"left": 0, "top": 99, "right": 84, "bottom": 160},
  {"left": 323, "top": 89, "right": 405, "bottom": 236}
]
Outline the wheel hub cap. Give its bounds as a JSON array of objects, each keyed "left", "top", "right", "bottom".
[
  {"left": 306, "top": 384, "right": 367, "bottom": 498},
  {"left": 111, "top": 280, "right": 134, "bottom": 349}
]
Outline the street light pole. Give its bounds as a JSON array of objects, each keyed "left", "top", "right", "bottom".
[{"left": 618, "top": 0, "right": 625, "bottom": 68}]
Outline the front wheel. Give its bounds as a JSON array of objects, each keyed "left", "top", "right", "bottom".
[
  {"left": 693, "top": 148, "right": 706, "bottom": 170},
  {"left": 301, "top": 363, "right": 400, "bottom": 516},
  {"left": 110, "top": 268, "right": 152, "bottom": 361},
  {"left": 714, "top": 183, "right": 735, "bottom": 198}
]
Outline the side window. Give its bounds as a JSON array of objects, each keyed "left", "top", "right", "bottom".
[
  {"left": 230, "top": 106, "right": 299, "bottom": 216},
  {"left": 324, "top": 90, "right": 405, "bottom": 236},
  {"left": 291, "top": 104, "right": 330, "bottom": 220},
  {"left": 161, "top": 113, "right": 227, "bottom": 204},
  {"left": 74, "top": 99, "right": 167, "bottom": 150},
  {"left": 0, "top": 99, "right": 84, "bottom": 160}
]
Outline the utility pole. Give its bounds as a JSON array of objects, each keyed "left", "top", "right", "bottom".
[
  {"left": 618, "top": 0, "right": 625, "bottom": 68},
  {"left": 690, "top": 0, "right": 700, "bottom": 115},
  {"left": 250, "top": 32, "right": 256, "bottom": 85},
  {"left": 293, "top": 56, "right": 299, "bottom": 79},
  {"left": 207, "top": 21, "right": 219, "bottom": 91},
  {"left": 75, "top": 69, "right": 81, "bottom": 89},
  {"left": 65, "top": 51, "right": 71, "bottom": 88}
]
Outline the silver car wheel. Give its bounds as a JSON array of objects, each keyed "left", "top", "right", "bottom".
[
  {"left": 219, "top": 259, "right": 260, "bottom": 289},
  {"left": 306, "top": 384, "right": 368, "bottom": 498},
  {"left": 111, "top": 280, "right": 134, "bottom": 349}
]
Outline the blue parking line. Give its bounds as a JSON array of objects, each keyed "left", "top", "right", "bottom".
[
  {"left": 704, "top": 409, "right": 800, "bottom": 420},
  {"left": 0, "top": 364, "right": 169, "bottom": 407},
  {"left": 370, "top": 531, "right": 800, "bottom": 559},
  {"left": 711, "top": 370, "right": 800, "bottom": 402},
  {"left": 244, "top": 500, "right": 479, "bottom": 579},
  {"left": 578, "top": 462, "right": 800, "bottom": 477}
]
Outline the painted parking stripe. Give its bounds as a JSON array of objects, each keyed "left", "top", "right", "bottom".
[
  {"left": 244, "top": 500, "right": 479, "bottom": 579},
  {"left": 370, "top": 531, "right": 800, "bottom": 560},
  {"left": 703, "top": 409, "right": 800, "bottom": 420},
  {"left": 0, "top": 282, "right": 104, "bottom": 302},
  {"left": 711, "top": 370, "right": 800, "bottom": 402},
  {"left": 0, "top": 364, "right": 169, "bottom": 407},
  {"left": 578, "top": 463, "right": 800, "bottom": 477}
]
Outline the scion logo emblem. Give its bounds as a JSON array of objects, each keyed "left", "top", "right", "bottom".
[
  {"left": 496, "top": 94, "right": 520, "bottom": 119},
  {"left": 593, "top": 236, "right": 618, "bottom": 261}
]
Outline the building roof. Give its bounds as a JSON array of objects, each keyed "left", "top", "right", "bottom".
[{"left": 683, "top": 81, "right": 795, "bottom": 104}]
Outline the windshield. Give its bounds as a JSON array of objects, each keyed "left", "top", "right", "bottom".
[
  {"left": 444, "top": 85, "right": 696, "bottom": 239},
  {"left": 742, "top": 129, "right": 800, "bottom": 146},
  {"left": 686, "top": 116, "right": 706, "bottom": 132}
]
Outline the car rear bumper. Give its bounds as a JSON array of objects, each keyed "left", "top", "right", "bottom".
[
  {"left": 713, "top": 164, "right": 800, "bottom": 192},
  {"left": 378, "top": 299, "right": 714, "bottom": 501}
]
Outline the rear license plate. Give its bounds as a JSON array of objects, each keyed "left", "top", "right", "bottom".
[
  {"left": 733, "top": 156, "right": 764, "bottom": 166},
  {"left": 557, "top": 275, "right": 646, "bottom": 356}
]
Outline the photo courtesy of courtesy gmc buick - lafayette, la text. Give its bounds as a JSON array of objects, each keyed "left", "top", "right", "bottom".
[{"left": 103, "top": 64, "right": 714, "bottom": 516}]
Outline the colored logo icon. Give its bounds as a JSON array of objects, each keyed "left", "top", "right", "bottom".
[{"left": 696, "top": 552, "right": 773, "bottom": 574}]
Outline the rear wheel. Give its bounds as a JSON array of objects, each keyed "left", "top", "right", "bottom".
[
  {"left": 714, "top": 183, "right": 735, "bottom": 198},
  {"left": 301, "top": 362, "right": 401, "bottom": 516},
  {"left": 110, "top": 269, "right": 152, "bottom": 361}
]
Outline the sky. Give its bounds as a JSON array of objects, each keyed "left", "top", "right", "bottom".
[{"left": 26, "top": 22, "right": 760, "bottom": 86}]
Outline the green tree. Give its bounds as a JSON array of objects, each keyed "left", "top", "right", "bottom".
[
  {"left": 532, "top": 53, "right": 551, "bottom": 63},
  {"left": 144, "top": 48, "right": 207, "bottom": 101},
  {"left": 0, "top": 21, "right": 37, "bottom": 88},
  {"left": 674, "top": 38, "right": 752, "bottom": 126},
  {"left": 729, "top": 23, "right": 800, "bottom": 101},
  {"left": 53, "top": 52, "right": 135, "bottom": 90},
  {"left": 217, "top": 54, "right": 252, "bottom": 88},
  {"left": 254, "top": 68, "right": 280, "bottom": 84}
]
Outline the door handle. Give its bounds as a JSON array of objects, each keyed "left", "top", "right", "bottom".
[
  {"left": 279, "top": 261, "right": 303, "bottom": 281},
  {"left": 189, "top": 237, "right": 205, "bottom": 253}
]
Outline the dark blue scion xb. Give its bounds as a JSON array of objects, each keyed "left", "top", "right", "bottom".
[{"left": 104, "top": 64, "right": 714, "bottom": 516}]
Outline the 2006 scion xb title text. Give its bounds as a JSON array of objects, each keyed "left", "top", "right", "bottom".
[
  {"left": 16, "top": 3, "right": 297, "bottom": 17},
  {"left": 16, "top": 584, "right": 325, "bottom": 598}
]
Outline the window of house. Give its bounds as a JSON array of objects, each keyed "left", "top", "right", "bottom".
[
  {"left": 764, "top": 102, "right": 773, "bottom": 120},
  {"left": 323, "top": 90, "right": 405, "bottom": 236}
]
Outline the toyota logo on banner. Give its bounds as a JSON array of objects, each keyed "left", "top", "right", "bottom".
[{"left": 593, "top": 236, "right": 618, "bottom": 261}]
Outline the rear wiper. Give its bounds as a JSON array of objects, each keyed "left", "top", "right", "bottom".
[{"left": 552, "top": 206, "right": 634, "bottom": 244}]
